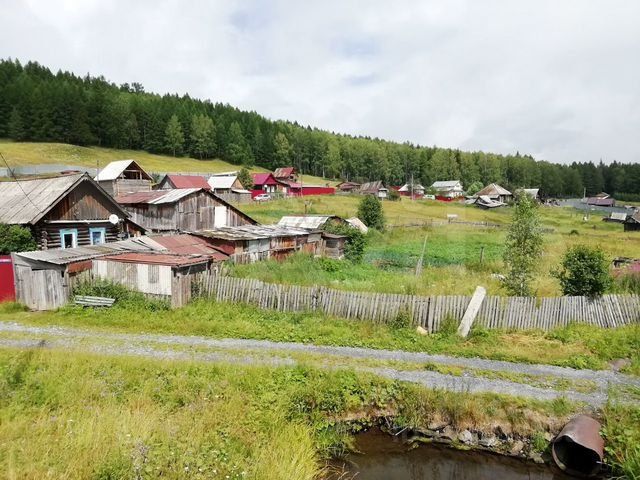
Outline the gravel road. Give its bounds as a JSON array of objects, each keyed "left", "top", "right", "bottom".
[{"left": 1, "top": 321, "right": 637, "bottom": 408}]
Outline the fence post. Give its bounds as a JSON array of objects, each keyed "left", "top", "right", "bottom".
[{"left": 457, "top": 286, "right": 486, "bottom": 337}]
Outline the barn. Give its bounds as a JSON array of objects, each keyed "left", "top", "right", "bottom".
[
  {"left": 115, "top": 189, "right": 257, "bottom": 233},
  {"left": 0, "top": 173, "right": 144, "bottom": 250},
  {"left": 94, "top": 160, "right": 153, "bottom": 196}
]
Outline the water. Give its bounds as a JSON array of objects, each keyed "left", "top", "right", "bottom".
[{"left": 327, "top": 428, "right": 576, "bottom": 480}]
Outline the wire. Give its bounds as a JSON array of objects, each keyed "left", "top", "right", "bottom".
[{"left": 0, "top": 151, "right": 42, "bottom": 212}]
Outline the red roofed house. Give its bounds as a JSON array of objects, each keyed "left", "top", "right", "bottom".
[
  {"left": 252, "top": 173, "right": 284, "bottom": 196},
  {"left": 157, "top": 174, "right": 211, "bottom": 190}
]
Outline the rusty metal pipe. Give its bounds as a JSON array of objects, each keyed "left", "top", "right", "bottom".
[{"left": 552, "top": 415, "right": 604, "bottom": 477}]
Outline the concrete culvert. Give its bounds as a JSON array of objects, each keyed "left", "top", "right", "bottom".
[{"left": 552, "top": 415, "right": 604, "bottom": 477}]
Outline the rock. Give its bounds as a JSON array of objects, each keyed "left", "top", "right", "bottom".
[
  {"left": 544, "top": 432, "right": 555, "bottom": 442},
  {"left": 530, "top": 452, "right": 545, "bottom": 464},
  {"left": 479, "top": 435, "right": 499, "bottom": 448},
  {"left": 510, "top": 440, "right": 525, "bottom": 455},
  {"left": 441, "top": 426, "right": 456, "bottom": 441},
  {"left": 458, "top": 430, "right": 474, "bottom": 444},
  {"left": 427, "top": 420, "right": 448, "bottom": 431},
  {"left": 416, "top": 326, "right": 429, "bottom": 336},
  {"left": 609, "top": 358, "right": 631, "bottom": 372}
]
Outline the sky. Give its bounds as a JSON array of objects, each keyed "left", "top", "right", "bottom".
[{"left": 1, "top": 0, "right": 639, "bottom": 164}]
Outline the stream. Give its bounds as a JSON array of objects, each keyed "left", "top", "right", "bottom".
[{"left": 327, "top": 428, "right": 577, "bottom": 480}]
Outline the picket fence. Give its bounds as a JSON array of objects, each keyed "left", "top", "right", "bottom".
[{"left": 185, "top": 273, "right": 640, "bottom": 332}]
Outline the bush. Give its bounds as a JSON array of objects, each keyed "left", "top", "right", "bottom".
[
  {"left": 72, "top": 279, "right": 170, "bottom": 311},
  {"left": 386, "top": 189, "right": 400, "bottom": 201},
  {"left": 0, "top": 224, "right": 37, "bottom": 254},
  {"left": 324, "top": 223, "right": 367, "bottom": 263},
  {"left": 357, "top": 195, "right": 385, "bottom": 231},
  {"left": 552, "top": 245, "right": 611, "bottom": 297}
]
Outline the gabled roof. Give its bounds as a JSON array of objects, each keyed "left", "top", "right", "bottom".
[
  {"left": 476, "top": 183, "right": 512, "bottom": 197},
  {"left": 0, "top": 173, "right": 129, "bottom": 225},
  {"left": 162, "top": 174, "right": 210, "bottom": 190},
  {"left": 626, "top": 210, "right": 640, "bottom": 224},
  {"left": 359, "top": 181, "right": 387, "bottom": 193},
  {"left": 252, "top": 173, "right": 279, "bottom": 186},
  {"left": 273, "top": 167, "right": 296, "bottom": 178},
  {"left": 398, "top": 183, "right": 425, "bottom": 192},
  {"left": 116, "top": 189, "right": 202, "bottom": 204},
  {"left": 150, "top": 234, "right": 228, "bottom": 260},
  {"left": 195, "top": 224, "right": 311, "bottom": 241},
  {"left": 95, "top": 160, "right": 153, "bottom": 181},
  {"left": 208, "top": 175, "right": 239, "bottom": 190},
  {"left": 523, "top": 188, "right": 539, "bottom": 198},
  {"left": 431, "top": 180, "right": 462, "bottom": 189}
]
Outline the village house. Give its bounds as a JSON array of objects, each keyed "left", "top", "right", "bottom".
[
  {"left": 336, "top": 181, "right": 361, "bottom": 193},
  {"left": 431, "top": 180, "right": 464, "bottom": 199},
  {"left": 475, "top": 183, "right": 513, "bottom": 204},
  {"left": 624, "top": 210, "right": 640, "bottom": 232},
  {"left": 252, "top": 173, "right": 283, "bottom": 195},
  {"left": 0, "top": 173, "right": 144, "bottom": 250},
  {"left": 273, "top": 167, "right": 298, "bottom": 183},
  {"left": 156, "top": 174, "right": 211, "bottom": 190},
  {"left": 115, "top": 189, "right": 257, "bottom": 233},
  {"left": 397, "top": 183, "right": 425, "bottom": 198},
  {"left": 586, "top": 196, "right": 616, "bottom": 207},
  {"left": 94, "top": 160, "right": 153, "bottom": 196},
  {"left": 359, "top": 181, "right": 388, "bottom": 199},
  {"left": 207, "top": 173, "right": 252, "bottom": 203}
]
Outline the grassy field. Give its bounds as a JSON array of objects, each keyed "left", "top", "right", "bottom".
[
  {"left": 0, "top": 140, "right": 333, "bottom": 185},
  {"left": 2, "top": 301, "right": 638, "bottom": 374},
  {"left": 241, "top": 196, "right": 640, "bottom": 296}
]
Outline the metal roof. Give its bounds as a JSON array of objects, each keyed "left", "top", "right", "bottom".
[
  {"left": 273, "top": 167, "right": 296, "bottom": 178},
  {"left": 278, "top": 215, "right": 334, "bottom": 229},
  {"left": 398, "top": 183, "right": 425, "bottom": 192},
  {"left": 0, "top": 174, "right": 86, "bottom": 225},
  {"left": 94, "top": 160, "right": 152, "bottom": 181},
  {"left": 163, "top": 174, "right": 211, "bottom": 189},
  {"left": 151, "top": 234, "right": 228, "bottom": 260},
  {"left": 476, "top": 183, "right": 512, "bottom": 197},
  {"left": 16, "top": 237, "right": 166, "bottom": 265},
  {"left": 252, "top": 173, "right": 278, "bottom": 185},
  {"left": 100, "top": 252, "right": 211, "bottom": 267},
  {"left": 115, "top": 188, "right": 201, "bottom": 204},
  {"left": 196, "top": 224, "right": 312, "bottom": 241},
  {"left": 346, "top": 217, "right": 368, "bottom": 233},
  {"left": 208, "top": 175, "right": 238, "bottom": 190},
  {"left": 359, "top": 181, "right": 387, "bottom": 193},
  {"left": 431, "top": 180, "right": 462, "bottom": 189}
]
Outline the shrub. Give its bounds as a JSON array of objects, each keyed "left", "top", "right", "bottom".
[
  {"left": 357, "top": 195, "right": 385, "bottom": 231},
  {"left": 386, "top": 188, "right": 400, "bottom": 201},
  {"left": 552, "top": 245, "right": 611, "bottom": 297},
  {"left": 324, "top": 223, "right": 367, "bottom": 263},
  {"left": 0, "top": 223, "right": 37, "bottom": 254}
]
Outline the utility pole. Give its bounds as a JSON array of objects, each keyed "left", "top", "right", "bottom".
[{"left": 411, "top": 173, "right": 414, "bottom": 201}]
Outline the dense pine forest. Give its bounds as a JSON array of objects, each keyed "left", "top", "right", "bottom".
[{"left": 0, "top": 59, "right": 639, "bottom": 199}]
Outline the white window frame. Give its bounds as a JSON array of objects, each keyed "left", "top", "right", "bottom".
[
  {"left": 89, "top": 227, "right": 106, "bottom": 245},
  {"left": 60, "top": 228, "right": 78, "bottom": 249}
]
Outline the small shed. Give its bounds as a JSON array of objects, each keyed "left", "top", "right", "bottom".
[
  {"left": 624, "top": 211, "right": 640, "bottom": 232},
  {"left": 321, "top": 233, "right": 346, "bottom": 259},
  {"left": 0, "top": 173, "right": 144, "bottom": 250},
  {"left": 157, "top": 174, "right": 211, "bottom": 190},
  {"left": 95, "top": 160, "right": 153, "bottom": 196},
  {"left": 116, "top": 189, "right": 257, "bottom": 233}
]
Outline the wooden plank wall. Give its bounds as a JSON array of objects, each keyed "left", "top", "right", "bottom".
[
  {"left": 182, "top": 273, "right": 640, "bottom": 331},
  {"left": 14, "top": 266, "right": 68, "bottom": 310}
]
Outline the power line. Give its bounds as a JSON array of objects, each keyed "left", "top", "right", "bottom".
[{"left": 0, "top": 151, "right": 42, "bottom": 212}]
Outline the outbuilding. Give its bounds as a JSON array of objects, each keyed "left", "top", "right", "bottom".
[
  {"left": 475, "top": 183, "right": 513, "bottom": 204},
  {"left": 157, "top": 174, "right": 211, "bottom": 190},
  {"left": 624, "top": 211, "right": 640, "bottom": 232},
  {"left": 94, "top": 160, "right": 153, "bottom": 196}
]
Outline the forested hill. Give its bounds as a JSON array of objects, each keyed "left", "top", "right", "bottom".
[{"left": 0, "top": 59, "right": 638, "bottom": 199}]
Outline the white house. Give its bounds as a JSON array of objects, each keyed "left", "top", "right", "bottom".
[{"left": 431, "top": 180, "right": 464, "bottom": 199}]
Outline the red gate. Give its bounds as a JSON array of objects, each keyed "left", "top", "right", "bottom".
[{"left": 0, "top": 255, "right": 16, "bottom": 302}]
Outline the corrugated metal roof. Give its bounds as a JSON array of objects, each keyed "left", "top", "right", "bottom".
[
  {"left": 151, "top": 234, "right": 229, "bottom": 260},
  {"left": 164, "top": 174, "right": 211, "bottom": 189},
  {"left": 278, "top": 215, "right": 333, "bottom": 229},
  {"left": 208, "top": 175, "right": 238, "bottom": 190},
  {"left": 0, "top": 174, "right": 84, "bottom": 225},
  {"left": 94, "top": 160, "right": 152, "bottom": 181},
  {"left": 196, "top": 224, "right": 312, "bottom": 241},
  {"left": 273, "top": 167, "right": 296, "bottom": 178},
  {"left": 476, "top": 183, "right": 512, "bottom": 197},
  {"left": 252, "top": 173, "right": 278, "bottom": 185},
  {"left": 115, "top": 188, "right": 201, "bottom": 204},
  {"left": 100, "top": 252, "right": 211, "bottom": 267},
  {"left": 16, "top": 237, "right": 166, "bottom": 265}
]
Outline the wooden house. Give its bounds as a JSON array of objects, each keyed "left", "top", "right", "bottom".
[
  {"left": 252, "top": 173, "right": 283, "bottom": 194},
  {"left": 0, "top": 173, "right": 144, "bottom": 250},
  {"left": 94, "top": 160, "right": 153, "bottom": 196},
  {"left": 273, "top": 167, "right": 298, "bottom": 183},
  {"left": 397, "top": 183, "right": 425, "bottom": 198},
  {"left": 359, "top": 181, "right": 388, "bottom": 199},
  {"left": 207, "top": 174, "right": 252, "bottom": 204},
  {"left": 115, "top": 189, "right": 257, "bottom": 233},
  {"left": 336, "top": 181, "right": 361, "bottom": 193},
  {"left": 157, "top": 174, "right": 211, "bottom": 190},
  {"left": 475, "top": 183, "right": 512, "bottom": 204},
  {"left": 624, "top": 211, "right": 640, "bottom": 232}
]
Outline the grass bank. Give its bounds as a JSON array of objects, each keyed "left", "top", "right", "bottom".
[
  {"left": 2, "top": 301, "right": 638, "bottom": 375},
  {"left": 0, "top": 347, "right": 593, "bottom": 480}
]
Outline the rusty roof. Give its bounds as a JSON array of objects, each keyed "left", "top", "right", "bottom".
[
  {"left": 151, "top": 234, "right": 229, "bottom": 260},
  {"left": 100, "top": 252, "right": 211, "bottom": 267},
  {"left": 163, "top": 174, "right": 211, "bottom": 189},
  {"left": 115, "top": 188, "right": 201, "bottom": 204},
  {"left": 273, "top": 167, "right": 296, "bottom": 178}
]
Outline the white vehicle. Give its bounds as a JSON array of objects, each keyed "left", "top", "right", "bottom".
[
  {"left": 253, "top": 193, "right": 272, "bottom": 202},
  {"left": 424, "top": 194, "right": 436, "bottom": 200}
]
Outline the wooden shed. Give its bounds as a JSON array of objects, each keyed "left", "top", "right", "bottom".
[
  {"left": 115, "top": 189, "right": 257, "bottom": 233},
  {"left": 624, "top": 211, "right": 640, "bottom": 232},
  {"left": 0, "top": 173, "right": 144, "bottom": 250},
  {"left": 94, "top": 160, "right": 153, "bottom": 196}
]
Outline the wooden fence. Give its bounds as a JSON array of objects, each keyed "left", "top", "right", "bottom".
[{"left": 184, "top": 273, "right": 640, "bottom": 332}]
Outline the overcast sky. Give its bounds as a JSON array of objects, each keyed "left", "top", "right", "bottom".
[{"left": 2, "top": 0, "right": 639, "bottom": 164}]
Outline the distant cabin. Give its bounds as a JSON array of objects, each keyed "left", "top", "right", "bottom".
[
  {"left": 359, "top": 181, "right": 388, "bottom": 199},
  {"left": 157, "top": 174, "right": 211, "bottom": 190},
  {"left": 115, "top": 189, "right": 257, "bottom": 233},
  {"left": 475, "top": 183, "right": 512, "bottom": 204},
  {"left": 94, "top": 160, "right": 153, "bottom": 197},
  {"left": 431, "top": 180, "right": 464, "bottom": 199},
  {"left": 397, "top": 183, "right": 425, "bottom": 197},
  {"left": 0, "top": 173, "right": 143, "bottom": 250},
  {"left": 273, "top": 167, "right": 298, "bottom": 183},
  {"left": 336, "top": 181, "right": 361, "bottom": 193},
  {"left": 624, "top": 211, "right": 640, "bottom": 232}
]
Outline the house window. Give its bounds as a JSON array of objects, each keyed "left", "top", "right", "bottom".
[
  {"left": 60, "top": 229, "right": 78, "bottom": 249},
  {"left": 89, "top": 227, "right": 106, "bottom": 245}
]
